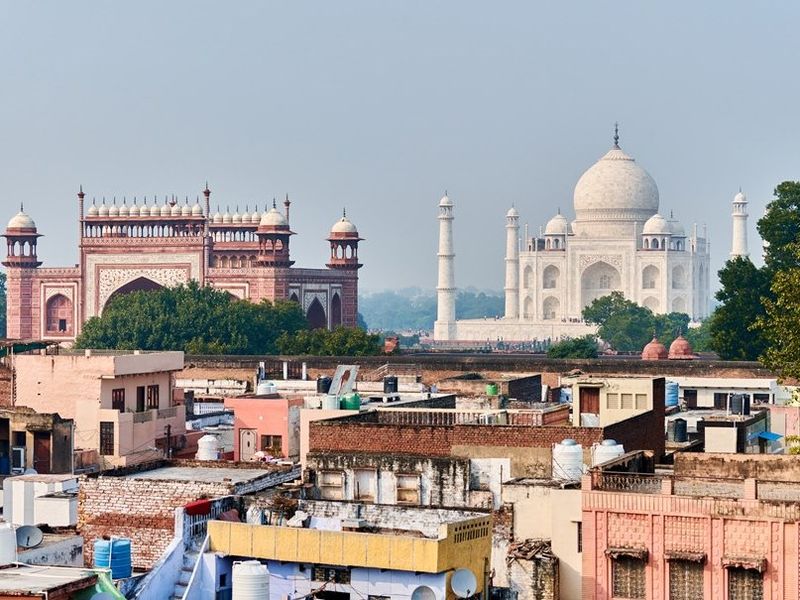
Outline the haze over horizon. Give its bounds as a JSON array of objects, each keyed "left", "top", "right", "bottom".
[{"left": 2, "top": 2, "right": 799, "bottom": 294}]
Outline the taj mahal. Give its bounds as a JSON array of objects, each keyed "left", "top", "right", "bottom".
[{"left": 434, "top": 130, "right": 748, "bottom": 344}]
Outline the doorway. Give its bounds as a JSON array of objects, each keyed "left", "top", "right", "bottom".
[
  {"left": 33, "top": 432, "right": 51, "bottom": 474},
  {"left": 580, "top": 387, "right": 600, "bottom": 415},
  {"left": 240, "top": 429, "right": 258, "bottom": 461}
]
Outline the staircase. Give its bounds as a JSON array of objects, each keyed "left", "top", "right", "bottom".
[
  {"left": 361, "top": 362, "right": 421, "bottom": 382},
  {"left": 173, "top": 545, "right": 201, "bottom": 600}
]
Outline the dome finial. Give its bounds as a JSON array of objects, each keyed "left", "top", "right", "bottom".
[
  {"left": 613, "top": 122, "right": 620, "bottom": 148},
  {"left": 19, "top": 202, "right": 23, "bottom": 213},
  {"left": 343, "top": 207, "right": 347, "bottom": 218},
  {"left": 557, "top": 207, "right": 561, "bottom": 215},
  {"left": 272, "top": 198, "right": 277, "bottom": 209}
]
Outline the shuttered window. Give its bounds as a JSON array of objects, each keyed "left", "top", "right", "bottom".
[{"left": 612, "top": 556, "right": 645, "bottom": 599}]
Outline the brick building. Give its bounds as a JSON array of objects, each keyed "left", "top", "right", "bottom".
[{"left": 3, "top": 188, "right": 362, "bottom": 342}]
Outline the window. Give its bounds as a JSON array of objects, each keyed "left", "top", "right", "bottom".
[
  {"left": 396, "top": 473, "right": 420, "bottom": 504},
  {"left": 635, "top": 394, "right": 648, "bottom": 409},
  {"left": 136, "top": 386, "right": 145, "bottom": 412},
  {"left": 111, "top": 388, "right": 125, "bottom": 412},
  {"left": 58, "top": 319, "right": 67, "bottom": 332},
  {"left": 312, "top": 566, "right": 351, "bottom": 584},
  {"left": 318, "top": 471, "right": 344, "bottom": 500},
  {"left": 576, "top": 522, "right": 582, "bottom": 553},
  {"left": 354, "top": 469, "right": 377, "bottom": 502},
  {"left": 612, "top": 556, "right": 646, "bottom": 599},
  {"left": 728, "top": 568, "right": 763, "bottom": 600},
  {"left": 714, "top": 393, "right": 728, "bottom": 410},
  {"left": 606, "top": 393, "right": 619, "bottom": 409},
  {"left": 621, "top": 393, "right": 634, "bottom": 410},
  {"left": 260, "top": 435, "right": 283, "bottom": 452},
  {"left": 99, "top": 422, "right": 115, "bottom": 456},
  {"left": 669, "top": 560, "right": 704, "bottom": 600},
  {"left": 146, "top": 385, "right": 159, "bottom": 409},
  {"left": 599, "top": 274, "right": 612, "bottom": 289}
]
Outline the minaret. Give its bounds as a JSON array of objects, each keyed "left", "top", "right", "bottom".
[
  {"left": 504, "top": 206, "right": 520, "bottom": 318},
  {"left": 434, "top": 192, "right": 456, "bottom": 341},
  {"left": 730, "top": 189, "right": 749, "bottom": 258}
]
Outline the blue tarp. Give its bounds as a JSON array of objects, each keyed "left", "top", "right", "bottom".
[{"left": 758, "top": 431, "right": 782, "bottom": 441}]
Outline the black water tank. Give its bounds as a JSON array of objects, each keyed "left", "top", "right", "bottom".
[
  {"left": 673, "top": 418, "right": 688, "bottom": 443},
  {"left": 383, "top": 376, "right": 398, "bottom": 394},
  {"left": 317, "top": 376, "right": 333, "bottom": 394}
]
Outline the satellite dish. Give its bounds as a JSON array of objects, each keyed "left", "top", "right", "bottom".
[
  {"left": 451, "top": 568, "right": 477, "bottom": 599},
  {"left": 23, "top": 468, "right": 37, "bottom": 475},
  {"left": 16, "top": 525, "right": 43, "bottom": 549},
  {"left": 411, "top": 586, "right": 436, "bottom": 600}
]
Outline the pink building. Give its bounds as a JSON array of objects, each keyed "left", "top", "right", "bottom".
[
  {"left": 225, "top": 393, "right": 304, "bottom": 461},
  {"left": 3, "top": 188, "right": 362, "bottom": 342},
  {"left": 582, "top": 452, "right": 800, "bottom": 600}
]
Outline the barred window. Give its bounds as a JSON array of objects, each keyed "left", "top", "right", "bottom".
[
  {"left": 99, "top": 422, "right": 115, "bottom": 456},
  {"left": 612, "top": 556, "right": 645, "bottom": 599},
  {"left": 728, "top": 568, "right": 763, "bottom": 600},
  {"left": 669, "top": 560, "right": 703, "bottom": 600},
  {"left": 146, "top": 385, "right": 159, "bottom": 409}
]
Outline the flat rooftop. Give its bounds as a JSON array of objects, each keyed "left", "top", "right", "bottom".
[
  {"left": 0, "top": 564, "right": 96, "bottom": 593},
  {"left": 125, "top": 465, "right": 280, "bottom": 484}
]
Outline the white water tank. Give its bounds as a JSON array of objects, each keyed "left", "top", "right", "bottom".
[
  {"left": 233, "top": 560, "right": 268, "bottom": 600},
  {"left": 256, "top": 381, "right": 277, "bottom": 396},
  {"left": 552, "top": 438, "right": 584, "bottom": 481},
  {"left": 321, "top": 395, "right": 340, "bottom": 410},
  {"left": 592, "top": 439, "right": 625, "bottom": 467},
  {"left": 0, "top": 523, "right": 15, "bottom": 566},
  {"left": 195, "top": 435, "right": 220, "bottom": 461}
]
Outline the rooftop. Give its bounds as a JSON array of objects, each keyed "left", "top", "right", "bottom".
[
  {"left": 124, "top": 464, "right": 287, "bottom": 484},
  {"left": 0, "top": 564, "right": 97, "bottom": 594}
]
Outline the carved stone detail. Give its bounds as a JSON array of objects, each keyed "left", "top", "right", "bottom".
[
  {"left": 99, "top": 268, "right": 189, "bottom": 312},
  {"left": 579, "top": 254, "right": 623, "bottom": 271}
]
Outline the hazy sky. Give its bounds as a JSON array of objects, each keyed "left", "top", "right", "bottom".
[{"left": 2, "top": 2, "right": 799, "bottom": 293}]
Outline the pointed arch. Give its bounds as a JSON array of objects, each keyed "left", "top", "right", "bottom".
[
  {"left": 46, "top": 294, "right": 73, "bottom": 334},
  {"left": 306, "top": 298, "right": 327, "bottom": 329},
  {"left": 523, "top": 265, "right": 534, "bottom": 288},
  {"left": 331, "top": 293, "right": 342, "bottom": 327},
  {"left": 542, "top": 296, "right": 559, "bottom": 321},
  {"left": 581, "top": 261, "right": 622, "bottom": 309},
  {"left": 543, "top": 265, "right": 560, "bottom": 289},
  {"left": 642, "top": 265, "right": 659, "bottom": 290},
  {"left": 523, "top": 296, "right": 534, "bottom": 319},
  {"left": 107, "top": 276, "right": 163, "bottom": 305}
]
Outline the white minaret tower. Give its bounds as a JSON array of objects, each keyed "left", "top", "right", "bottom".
[
  {"left": 730, "top": 189, "right": 749, "bottom": 258},
  {"left": 434, "top": 192, "right": 456, "bottom": 341},
  {"left": 504, "top": 206, "right": 520, "bottom": 318}
]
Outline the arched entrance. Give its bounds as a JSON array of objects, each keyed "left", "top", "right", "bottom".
[
  {"left": 581, "top": 261, "right": 622, "bottom": 309},
  {"left": 105, "top": 277, "right": 164, "bottom": 311},
  {"left": 306, "top": 298, "right": 327, "bottom": 329},
  {"left": 331, "top": 293, "right": 342, "bottom": 327},
  {"left": 46, "top": 294, "right": 73, "bottom": 334}
]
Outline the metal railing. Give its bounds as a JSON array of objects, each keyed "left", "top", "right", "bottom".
[
  {"left": 157, "top": 406, "right": 178, "bottom": 419},
  {"left": 133, "top": 410, "right": 153, "bottom": 423},
  {"left": 593, "top": 472, "right": 665, "bottom": 494}
]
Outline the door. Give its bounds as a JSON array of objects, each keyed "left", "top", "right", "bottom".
[
  {"left": 136, "top": 386, "right": 146, "bottom": 412},
  {"left": 684, "top": 389, "right": 698, "bottom": 409},
  {"left": 239, "top": 429, "right": 258, "bottom": 461},
  {"left": 33, "top": 432, "right": 51, "bottom": 474},
  {"left": 580, "top": 387, "right": 600, "bottom": 414}
]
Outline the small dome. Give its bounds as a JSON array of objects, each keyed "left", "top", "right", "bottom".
[
  {"left": 222, "top": 208, "right": 232, "bottom": 224},
  {"left": 6, "top": 209, "right": 36, "bottom": 230},
  {"left": 98, "top": 200, "right": 109, "bottom": 217},
  {"left": 170, "top": 202, "right": 181, "bottom": 217},
  {"left": 439, "top": 193, "right": 453, "bottom": 207},
  {"left": 108, "top": 201, "right": 119, "bottom": 217},
  {"left": 506, "top": 206, "right": 519, "bottom": 218},
  {"left": 181, "top": 200, "right": 191, "bottom": 216},
  {"left": 545, "top": 213, "right": 569, "bottom": 235},
  {"left": 87, "top": 201, "right": 99, "bottom": 217},
  {"left": 149, "top": 204, "right": 161, "bottom": 217},
  {"left": 642, "top": 213, "right": 670, "bottom": 235},
  {"left": 160, "top": 202, "right": 171, "bottom": 217},
  {"left": 331, "top": 216, "right": 358, "bottom": 234},
  {"left": 251, "top": 208, "right": 261, "bottom": 222},
  {"left": 668, "top": 215, "right": 685, "bottom": 237},
  {"left": 241, "top": 208, "right": 251, "bottom": 224},
  {"left": 128, "top": 201, "right": 139, "bottom": 217},
  {"left": 641, "top": 337, "right": 668, "bottom": 360},
  {"left": 259, "top": 207, "right": 288, "bottom": 228},
  {"left": 734, "top": 191, "right": 747, "bottom": 204},
  {"left": 191, "top": 201, "right": 203, "bottom": 216},
  {"left": 232, "top": 209, "right": 242, "bottom": 224},
  {"left": 668, "top": 335, "right": 694, "bottom": 360},
  {"left": 118, "top": 201, "right": 129, "bottom": 217},
  {"left": 212, "top": 208, "right": 222, "bottom": 224}
]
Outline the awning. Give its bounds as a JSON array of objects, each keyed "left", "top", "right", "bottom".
[
  {"left": 605, "top": 547, "right": 648, "bottom": 560},
  {"left": 0, "top": 339, "right": 57, "bottom": 358},
  {"left": 758, "top": 431, "right": 782, "bottom": 441},
  {"left": 722, "top": 556, "right": 767, "bottom": 572},
  {"left": 665, "top": 551, "right": 706, "bottom": 563}
]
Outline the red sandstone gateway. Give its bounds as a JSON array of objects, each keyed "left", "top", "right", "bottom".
[{"left": 3, "top": 187, "right": 362, "bottom": 342}]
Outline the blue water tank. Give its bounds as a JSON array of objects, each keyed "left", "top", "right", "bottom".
[
  {"left": 665, "top": 381, "right": 679, "bottom": 408},
  {"left": 94, "top": 538, "right": 132, "bottom": 579}
]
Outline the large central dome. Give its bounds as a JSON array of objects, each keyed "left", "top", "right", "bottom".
[{"left": 573, "top": 144, "right": 659, "bottom": 224}]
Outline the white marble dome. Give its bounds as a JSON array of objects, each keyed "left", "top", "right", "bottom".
[
  {"left": 129, "top": 201, "right": 140, "bottom": 217},
  {"left": 259, "top": 207, "right": 288, "bottom": 228},
  {"left": 87, "top": 201, "right": 99, "bottom": 217},
  {"left": 170, "top": 202, "right": 181, "bottom": 217},
  {"left": 160, "top": 203, "right": 171, "bottom": 217},
  {"left": 222, "top": 208, "right": 232, "bottom": 224},
  {"left": 149, "top": 204, "right": 161, "bottom": 217},
  {"left": 506, "top": 206, "right": 519, "bottom": 218},
  {"left": 668, "top": 215, "right": 685, "bottom": 236},
  {"left": 7, "top": 209, "right": 36, "bottom": 230},
  {"left": 98, "top": 201, "right": 109, "bottom": 217},
  {"left": 642, "top": 213, "right": 670, "bottom": 235},
  {"left": 734, "top": 191, "right": 747, "bottom": 204},
  {"left": 251, "top": 208, "right": 261, "bottom": 222},
  {"left": 331, "top": 216, "right": 358, "bottom": 234},
  {"left": 118, "top": 201, "right": 129, "bottom": 217},
  {"left": 544, "top": 213, "right": 569, "bottom": 235},
  {"left": 181, "top": 200, "right": 191, "bottom": 216},
  {"left": 191, "top": 201, "right": 203, "bottom": 216},
  {"left": 573, "top": 145, "right": 659, "bottom": 222},
  {"left": 439, "top": 193, "right": 452, "bottom": 207},
  {"left": 212, "top": 208, "right": 222, "bottom": 224},
  {"left": 232, "top": 210, "right": 242, "bottom": 224},
  {"left": 108, "top": 202, "right": 119, "bottom": 217}
]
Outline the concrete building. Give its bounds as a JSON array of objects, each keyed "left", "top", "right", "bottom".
[
  {"left": 582, "top": 452, "right": 800, "bottom": 599},
  {"left": 0, "top": 564, "right": 101, "bottom": 599},
  {"left": 0, "top": 406, "right": 73, "bottom": 475},
  {"left": 3, "top": 190, "right": 363, "bottom": 342},
  {"left": 13, "top": 350, "right": 185, "bottom": 468},
  {"left": 224, "top": 392, "right": 304, "bottom": 461},
  {"left": 202, "top": 500, "right": 492, "bottom": 600},
  {"left": 569, "top": 376, "right": 664, "bottom": 427},
  {"left": 434, "top": 131, "right": 712, "bottom": 343}
]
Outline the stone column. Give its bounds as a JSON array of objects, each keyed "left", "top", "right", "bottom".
[{"left": 434, "top": 193, "right": 456, "bottom": 341}]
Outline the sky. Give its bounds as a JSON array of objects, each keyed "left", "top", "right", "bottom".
[{"left": 1, "top": 2, "right": 799, "bottom": 294}]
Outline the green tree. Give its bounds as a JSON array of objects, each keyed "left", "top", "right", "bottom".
[
  {"left": 758, "top": 181, "right": 800, "bottom": 273},
  {"left": 685, "top": 318, "right": 712, "bottom": 352},
  {"left": 547, "top": 336, "right": 598, "bottom": 359},
  {"left": 582, "top": 292, "right": 655, "bottom": 352},
  {"left": 276, "top": 326, "right": 382, "bottom": 356},
  {"left": 757, "top": 257, "right": 800, "bottom": 378},
  {"left": 75, "top": 282, "right": 307, "bottom": 354},
  {"left": 709, "top": 257, "right": 770, "bottom": 361},
  {"left": 0, "top": 272, "right": 6, "bottom": 338},
  {"left": 653, "top": 312, "right": 691, "bottom": 347}
]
